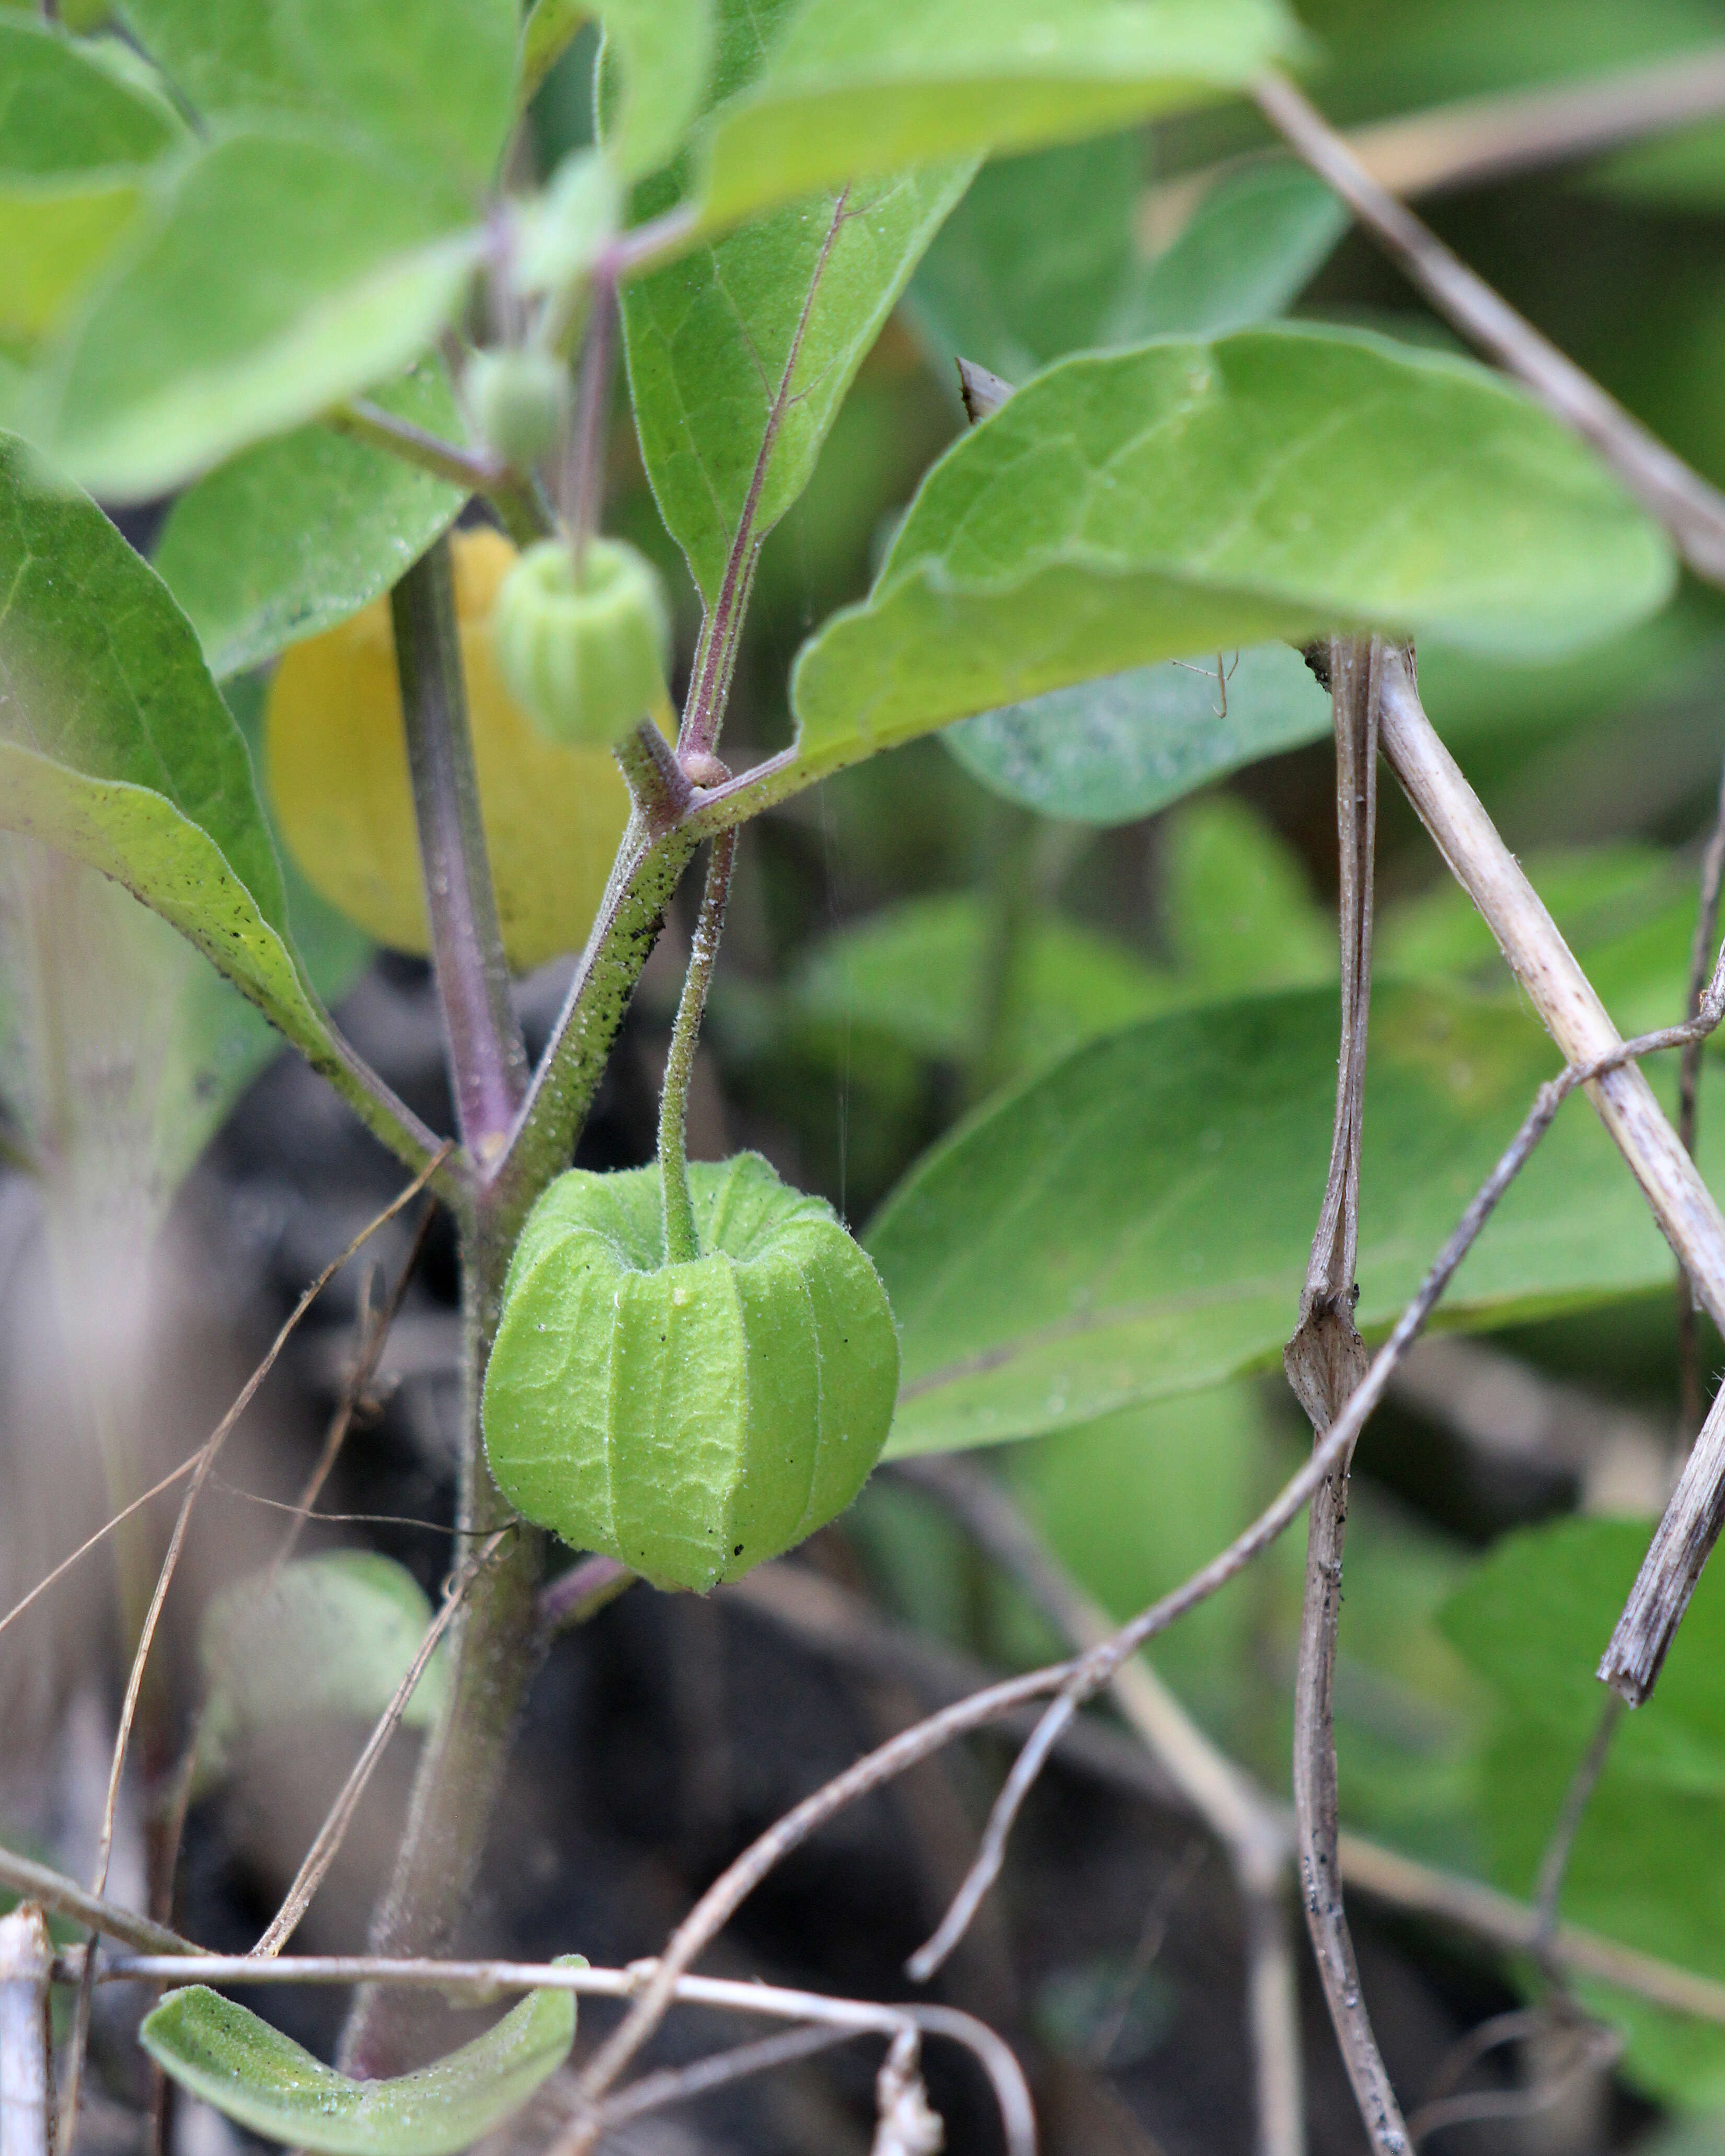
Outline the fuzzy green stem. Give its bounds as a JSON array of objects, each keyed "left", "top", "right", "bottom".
[
  {"left": 658, "top": 830, "right": 735, "bottom": 1264},
  {"left": 331, "top": 401, "right": 555, "bottom": 546}
]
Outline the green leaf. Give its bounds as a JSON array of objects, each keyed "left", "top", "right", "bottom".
[
  {"left": 792, "top": 890, "right": 1171, "bottom": 1068},
  {"left": 1441, "top": 1519, "right": 1725, "bottom": 2103},
  {"left": 1380, "top": 839, "right": 1698, "bottom": 1041},
  {"left": 141, "top": 1974, "right": 580, "bottom": 2154},
  {"left": 1012, "top": 1386, "right": 1485, "bottom": 1844},
  {"left": 28, "top": 128, "right": 481, "bottom": 502},
  {"left": 905, "top": 131, "right": 1145, "bottom": 384},
  {"left": 942, "top": 641, "right": 1331, "bottom": 826},
  {"left": 907, "top": 148, "right": 1344, "bottom": 385},
  {"left": 595, "top": 0, "right": 716, "bottom": 178},
  {"left": 1443, "top": 1519, "right": 1725, "bottom": 1794},
  {"left": 623, "top": 162, "right": 971, "bottom": 604},
  {"left": 1110, "top": 160, "right": 1348, "bottom": 341},
  {"left": 115, "top": 0, "right": 518, "bottom": 193},
  {"left": 0, "top": 22, "right": 182, "bottom": 347},
  {"left": 0, "top": 435, "right": 364, "bottom": 1101},
  {"left": 1159, "top": 793, "right": 1335, "bottom": 997},
  {"left": 0, "top": 18, "right": 180, "bottom": 174},
  {"left": 694, "top": 0, "right": 1302, "bottom": 230},
  {"left": 0, "top": 177, "right": 145, "bottom": 343},
  {"left": 153, "top": 362, "right": 468, "bottom": 679},
  {"left": 791, "top": 326, "right": 1676, "bottom": 784},
  {"left": 866, "top": 981, "right": 1725, "bottom": 1457},
  {"left": 197, "top": 1554, "right": 449, "bottom": 1791}
]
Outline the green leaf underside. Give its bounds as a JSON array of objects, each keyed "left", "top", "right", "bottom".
[
  {"left": 942, "top": 640, "right": 1331, "bottom": 824},
  {"left": 141, "top": 1975, "right": 579, "bottom": 2155},
  {"left": 1442, "top": 1520, "right": 1725, "bottom": 2103},
  {"left": 0, "top": 745, "right": 352, "bottom": 1089},
  {"left": 114, "top": 0, "right": 518, "bottom": 194},
  {"left": 0, "top": 19, "right": 180, "bottom": 175},
  {"left": 0, "top": 439, "right": 349, "bottom": 1081},
  {"left": 154, "top": 362, "right": 468, "bottom": 678},
  {"left": 790, "top": 326, "right": 1675, "bottom": 785},
  {"left": 694, "top": 0, "right": 1301, "bottom": 229},
  {"left": 31, "top": 129, "right": 481, "bottom": 502},
  {"left": 868, "top": 981, "right": 1725, "bottom": 1457},
  {"left": 624, "top": 164, "right": 972, "bottom": 604},
  {"left": 485, "top": 1156, "right": 898, "bottom": 1591},
  {"left": 198, "top": 1554, "right": 448, "bottom": 1790},
  {"left": 912, "top": 155, "right": 1345, "bottom": 823}
]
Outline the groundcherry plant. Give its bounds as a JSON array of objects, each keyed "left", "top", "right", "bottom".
[{"left": 16, "top": 1, "right": 1725, "bottom": 2152}]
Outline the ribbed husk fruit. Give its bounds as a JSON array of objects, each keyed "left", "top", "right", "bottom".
[
  {"left": 265, "top": 528, "right": 665, "bottom": 971},
  {"left": 482, "top": 1154, "right": 899, "bottom": 1592},
  {"left": 491, "top": 535, "right": 670, "bottom": 750}
]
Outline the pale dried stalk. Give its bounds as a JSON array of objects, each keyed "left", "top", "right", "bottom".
[
  {"left": 1147, "top": 45, "right": 1725, "bottom": 236},
  {"left": 1677, "top": 754, "right": 1725, "bottom": 1436},
  {"left": 1374, "top": 648, "right": 1725, "bottom": 1701},
  {"left": 754, "top": 1526, "right": 1725, "bottom": 2035},
  {"left": 0, "top": 1906, "right": 53, "bottom": 2156}
]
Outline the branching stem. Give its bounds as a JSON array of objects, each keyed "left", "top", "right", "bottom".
[{"left": 331, "top": 401, "right": 554, "bottom": 547}]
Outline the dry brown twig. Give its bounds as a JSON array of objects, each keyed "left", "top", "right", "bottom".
[
  {"left": 1677, "top": 753, "right": 1725, "bottom": 1436},
  {"left": 1364, "top": 649, "right": 1725, "bottom": 1701},
  {"left": 1282, "top": 636, "right": 1404, "bottom": 2153}
]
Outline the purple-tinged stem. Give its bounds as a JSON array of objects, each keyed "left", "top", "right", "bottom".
[{"left": 393, "top": 536, "right": 529, "bottom": 1167}]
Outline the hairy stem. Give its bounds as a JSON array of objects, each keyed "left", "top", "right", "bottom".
[
  {"left": 658, "top": 831, "right": 735, "bottom": 1264},
  {"left": 394, "top": 536, "right": 530, "bottom": 1166},
  {"left": 331, "top": 402, "right": 554, "bottom": 547},
  {"left": 343, "top": 547, "right": 543, "bottom": 2074}
]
